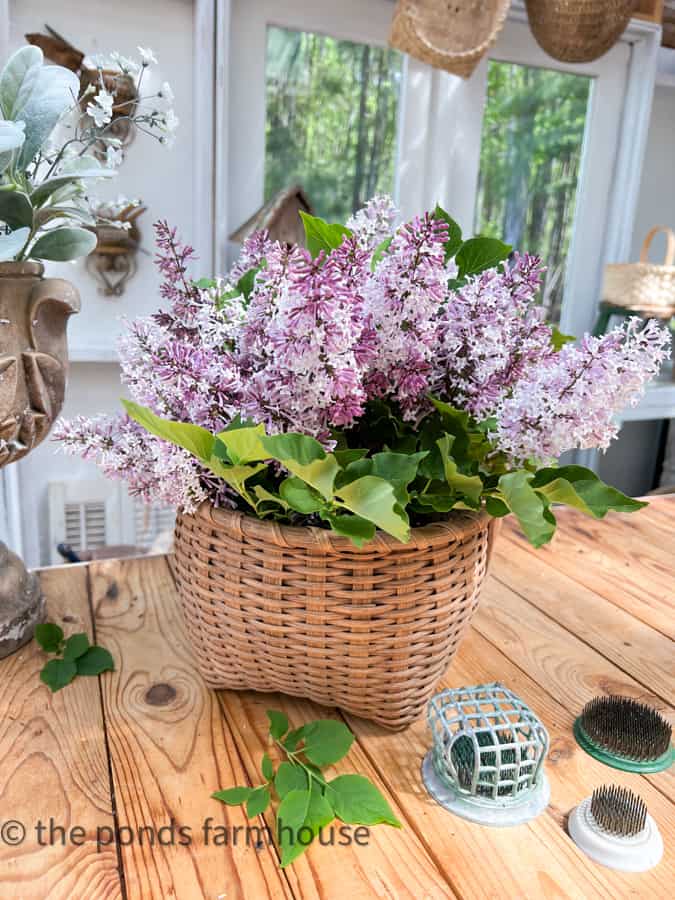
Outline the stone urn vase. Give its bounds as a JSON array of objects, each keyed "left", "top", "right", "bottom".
[{"left": 0, "top": 261, "right": 80, "bottom": 657}]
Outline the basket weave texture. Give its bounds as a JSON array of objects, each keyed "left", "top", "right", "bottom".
[
  {"left": 173, "top": 502, "right": 496, "bottom": 730},
  {"left": 525, "top": 0, "right": 637, "bottom": 63},
  {"left": 603, "top": 226, "right": 675, "bottom": 317},
  {"left": 389, "top": 0, "right": 511, "bottom": 79}
]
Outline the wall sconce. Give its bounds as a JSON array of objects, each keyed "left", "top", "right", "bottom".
[{"left": 86, "top": 202, "right": 146, "bottom": 297}]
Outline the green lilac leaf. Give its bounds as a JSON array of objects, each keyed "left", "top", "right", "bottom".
[
  {"left": 193, "top": 277, "right": 217, "bottom": 289},
  {"left": 215, "top": 423, "right": 267, "bottom": 465},
  {"left": 279, "top": 477, "right": 324, "bottom": 514},
  {"left": 62, "top": 632, "right": 90, "bottom": 661},
  {"left": 123, "top": 400, "right": 215, "bottom": 462},
  {"left": 283, "top": 725, "right": 307, "bottom": 751},
  {"left": 281, "top": 783, "right": 335, "bottom": 867},
  {"left": 323, "top": 512, "right": 375, "bottom": 547},
  {"left": 212, "top": 786, "right": 253, "bottom": 805},
  {"left": 275, "top": 761, "right": 308, "bottom": 798},
  {"left": 498, "top": 471, "right": 556, "bottom": 548},
  {"left": 75, "top": 646, "right": 114, "bottom": 676},
  {"left": 34, "top": 622, "right": 64, "bottom": 653},
  {"left": 40, "top": 658, "right": 77, "bottom": 692},
  {"left": 300, "top": 719, "right": 354, "bottom": 767},
  {"left": 531, "top": 466, "right": 646, "bottom": 517},
  {"left": 550, "top": 326, "right": 576, "bottom": 351},
  {"left": 456, "top": 236, "right": 511, "bottom": 279},
  {"left": 485, "top": 496, "right": 510, "bottom": 517},
  {"left": 246, "top": 785, "right": 271, "bottom": 818},
  {"left": 277, "top": 788, "right": 312, "bottom": 866},
  {"left": 261, "top": 753, "right": 274, "bottom": 781},
  {"left": 370, "top": 236, "right": 393, "bottom": 270},
  {"left": 433, "top": 205, "right": 463, "bottom": 261},
  {"left": 436, "top": 434, "right": 483, "bottom": 505},
  {"left": 260, "top": 433, "right": 326, "bottom": 466},
  {"left": 267, "top": 709, "right": 289, "bottom": 740},
  {"left": 299, "top": 211, "right": 352, "bottom": 258},
  {"left": 236, "top": 267, "right": 259, "bottom": 299},
  {"left": 336, "top": 475, "right": 410, "bottom": 542},
  {"left": 327, "top": 774, "right": 401, "bottom": 827},
  {"left": 333, "top": 448, "right": 368, "bottom": 467}
]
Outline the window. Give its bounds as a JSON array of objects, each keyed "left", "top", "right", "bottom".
[
  {"left": 474, "top": 62, "right": 591, "bottom": 323},
  {"left": 264, "top": 26, "right": 402, "bottom": 222}
]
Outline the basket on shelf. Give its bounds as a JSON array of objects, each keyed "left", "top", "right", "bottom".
[
  {"left": 602, "top": 226, "right": 675, "bottom": 318},
  {"left": 389, "top": 0, "right": 511, "bottom": 79},
  {"left": 525, "top": 0, "right": 638, "bottom": 63},
  {"left": 173, "top": 502, "right": 499, "bottom": 730}
]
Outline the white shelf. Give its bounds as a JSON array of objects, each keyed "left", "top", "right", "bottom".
[{"left": 617, "top": 381, "right": 675, "bottom": 423}]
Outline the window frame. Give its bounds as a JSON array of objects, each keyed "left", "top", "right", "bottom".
[{"left": 200, "top": 0, "right": 661, "bottom": 340}]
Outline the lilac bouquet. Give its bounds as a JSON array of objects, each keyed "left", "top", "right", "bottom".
[{"left": 55, "top": 197, "right": 670, "bottom": 547}]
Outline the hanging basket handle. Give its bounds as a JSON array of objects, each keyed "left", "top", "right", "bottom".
[{"left": 639, "top": 226, "right": 675, "bottom": 266}]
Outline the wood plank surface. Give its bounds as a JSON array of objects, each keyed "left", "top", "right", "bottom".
[
  {"left": 89, "top": 556, "right": 292, "bottom": 900},
  {"left": 503, "top": 512, "right": 675, "bottom": 639},
  {"left": 475, "top": 577, "right": 675, "bottom": 801},
  {"left": 343, "top": 624, "right": 675, "bottom": 899},
  {"left": 0, "top": 566, "right": 122, "bottom": 900},
  {"left": 491, "top": 539, "right": 675, "bottom": 704},
  {"left": 2, "top": 496, "right": 673, "bottom": 900}
]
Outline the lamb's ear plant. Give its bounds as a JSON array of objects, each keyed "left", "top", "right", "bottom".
[
  {"left": 0, "top": 44, "right": 176, "bottom": 262},
  {"left": 212, "top": 710, "right": 401, "bottom": 867},
  {"left": 35, "top": 622, "right": 114, "bottom": 691}
]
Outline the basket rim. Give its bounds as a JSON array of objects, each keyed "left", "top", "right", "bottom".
[{"left": 181, "top": 500, "right": 492, "bottom": 552}]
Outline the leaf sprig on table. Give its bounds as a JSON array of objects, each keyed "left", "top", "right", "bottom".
[
  {"left": 35, "top": 622, "right": 114, "bottom": 692},
  {"left": 212, "top": 710, "right": 401, "bottom": 867}
]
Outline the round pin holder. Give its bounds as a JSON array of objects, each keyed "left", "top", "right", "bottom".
[
  {"left": 568, "top": 795, "right": 663, "bottom": 872},
  {"left": 422, "top": 683, "right": 551, "bottom": 827}
]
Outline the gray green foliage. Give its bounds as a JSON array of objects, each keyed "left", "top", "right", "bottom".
[{"left": 212, "top": 709, "right": 401, "bottom": 867}]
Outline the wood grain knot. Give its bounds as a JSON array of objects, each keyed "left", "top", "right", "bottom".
[
  {"left": 105, "top": 581, "right": 119, "bottom": 600},
  {"left": 145, "top": 683, "right": 177, "bottom": 706},
  {"left": 548, "top": 738, "right": 574, "bottom": 763}
]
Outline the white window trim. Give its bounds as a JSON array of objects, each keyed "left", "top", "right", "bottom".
[{"left": 196, "top": 3, "right": 661, "bottom": 334}]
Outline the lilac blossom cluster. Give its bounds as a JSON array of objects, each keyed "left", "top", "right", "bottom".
[{"left": 54, "top": 198, "right": 670, "bottom": 511}]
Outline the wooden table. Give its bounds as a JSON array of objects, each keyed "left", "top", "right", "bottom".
[{"left": 0, "top": 499, "right": 673, "bottom": 899}]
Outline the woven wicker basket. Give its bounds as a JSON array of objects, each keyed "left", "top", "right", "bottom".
[
  {"left": 525, "top": 0, "right": 637, "bottom": 63},
  {"left": 173, "top": 503, "right": 497, "bottom": 730},
  {"left": 602, "top": 226, "right": 675, "bottom": 317},
  {"left": 389, "top": 0, "right": 511, "bottom": 79}
]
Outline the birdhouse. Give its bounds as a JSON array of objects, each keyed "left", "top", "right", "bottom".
[{"left": 230, "top": 185, "right": 313, "bottom": 248}]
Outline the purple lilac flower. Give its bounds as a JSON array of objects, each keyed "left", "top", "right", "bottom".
[
  {"left": 431, "top": 253, "right": 553, "bottom": 418},
  {"left": 347, "top": 195, "right": 398, "bottom": 250},
  {"left": 364, "top": 212, "right": 449, "bottom": 418},
  {"left": 494, "top": 317, "right": 671, "bottom": 464}
]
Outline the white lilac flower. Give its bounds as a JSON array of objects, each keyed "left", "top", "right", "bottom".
[
  {"left": 137, "top": 46, "right": 158, "bottom": 66},
  {"left": 161, "top": 109, "right": 180, "bottom": 133},
  {"left": 105, "top": 145, "right": 124, "bottom": 168},
  {"left": 86, "top": 89, "right": 114, "bottom": 127},
  {"left": 159, "top": 81, "right": 174, "bottom": 103}
]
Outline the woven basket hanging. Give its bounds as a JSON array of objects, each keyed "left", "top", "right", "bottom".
[
  {"left": 602, "top": 226, "right": 675, "bottom": 318},
  {"left": 389, "top": 0, "right": 511, "bottom": 79},
  {"left": 173, "top": 503, "right": 499, "bottom": 730},
  {"left": 525, "top": 0, "right": 638, "bottom": 63}
]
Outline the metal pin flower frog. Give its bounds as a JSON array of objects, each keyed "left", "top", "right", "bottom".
[{"left": 422, "top": 682, "right": 550, "bottom": 826}]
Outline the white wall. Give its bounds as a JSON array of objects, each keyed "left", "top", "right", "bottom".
[
  {"left": 630, "top": 84, "right": 675, "bottom": 261},
  {"left": 7, "top": 0, "right": 196, "bottom": 565},
  {"left": 597, "top": 81, "right": 675, "bottom": 497}
]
